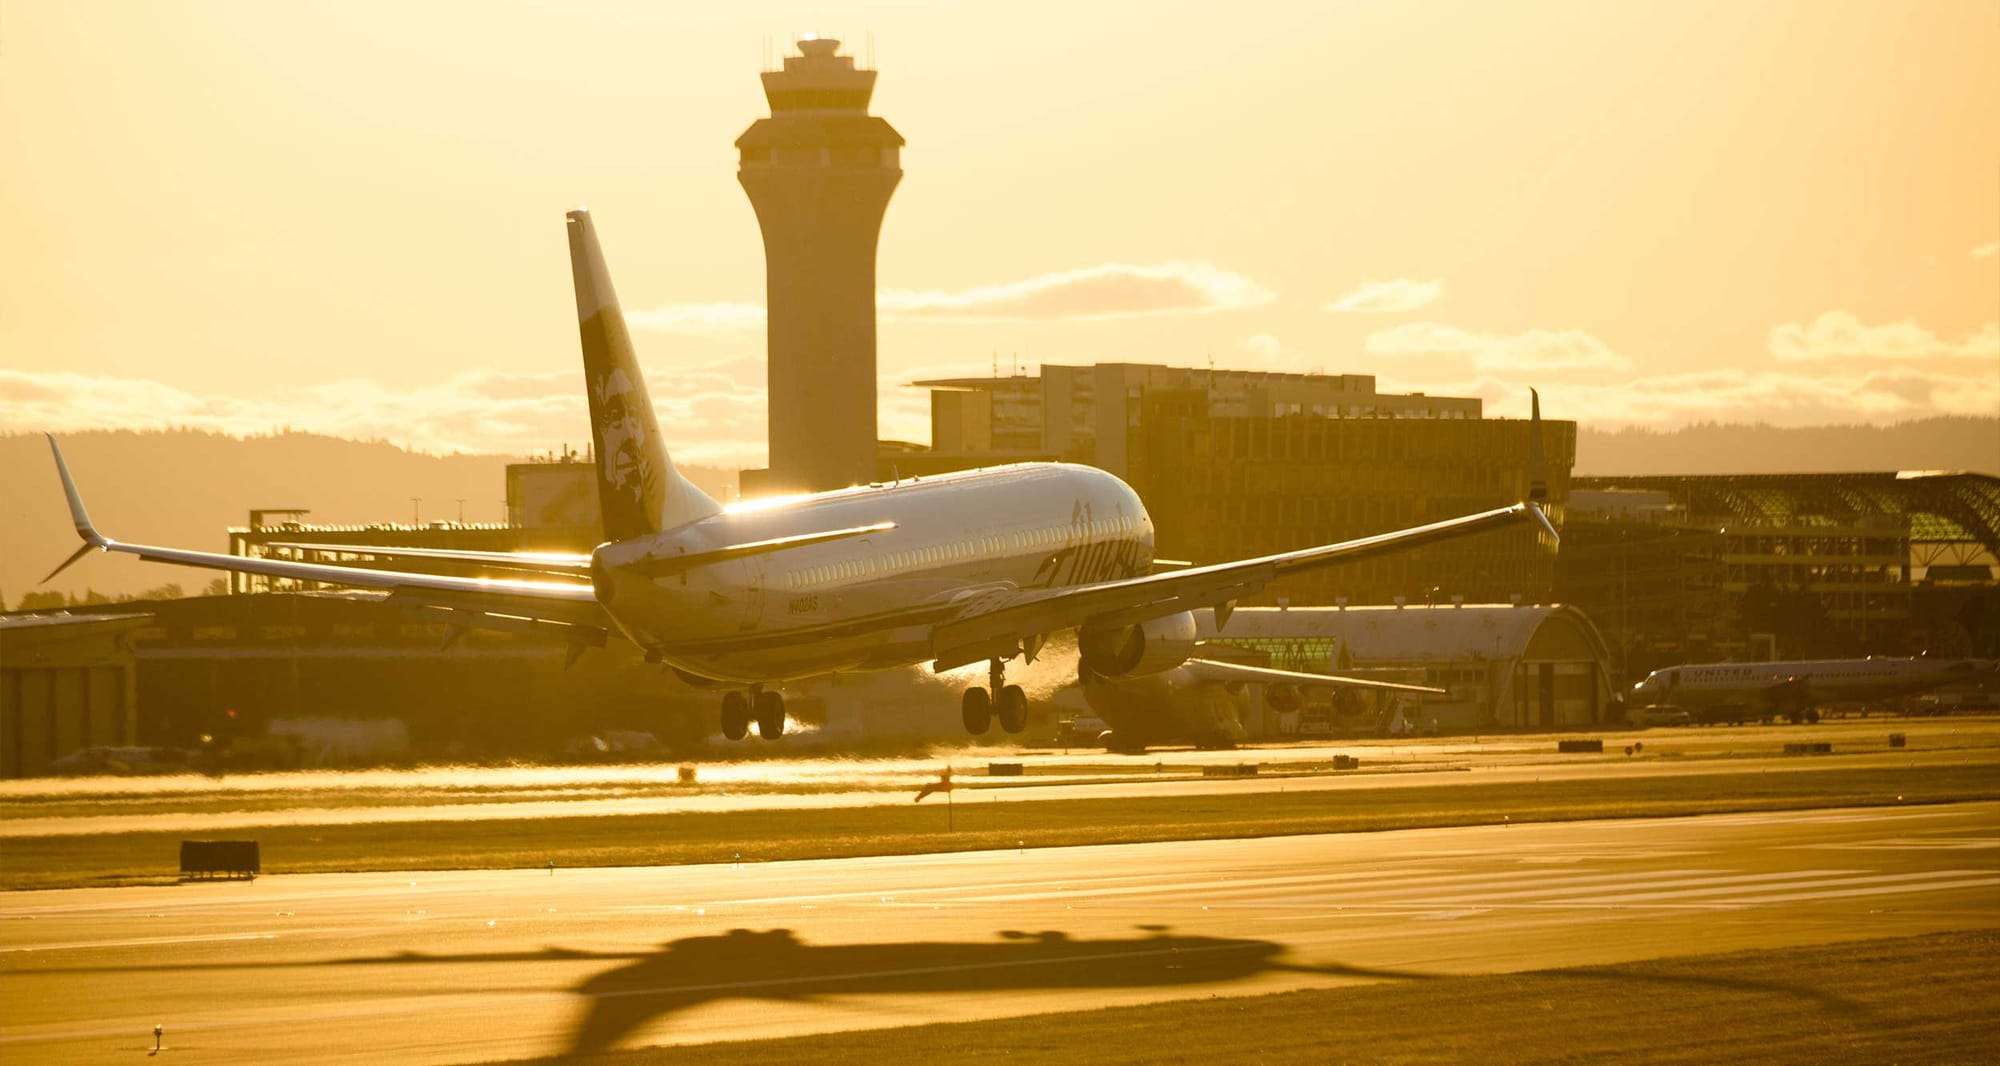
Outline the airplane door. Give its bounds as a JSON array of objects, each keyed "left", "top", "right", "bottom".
[{"left": 742, "top": 558, "right": 766, "bottom": 629}]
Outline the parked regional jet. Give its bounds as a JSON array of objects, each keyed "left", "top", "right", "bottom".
[
  {"left": 43, "top": 209, "right": 1556, "bottom": 742},
  {"left": 1629, "top": 656, "right": 1997, "bottom": 724}
]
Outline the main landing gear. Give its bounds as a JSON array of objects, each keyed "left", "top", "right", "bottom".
[
  {"left": 962, "top": 658, "right": 1027, "bottom": 736},
  {"left": 720, "top": 687, "right": 786, "bottom": 740}
]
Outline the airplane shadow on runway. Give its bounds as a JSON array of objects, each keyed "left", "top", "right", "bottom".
[
  {"left": 9, "top": 926, "right": 1880, "bottom": 1056},
  {"left": 557, "top": 926, "right": 1357, "bottom": 1056}
]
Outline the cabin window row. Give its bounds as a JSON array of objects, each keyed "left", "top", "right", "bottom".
[{"left": 781, "top": 515, "right": 1145, "bottom": 590}]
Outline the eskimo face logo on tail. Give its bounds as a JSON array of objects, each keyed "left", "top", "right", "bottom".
[{"left": 594, "top": 364, "right": 662, "bottom": 537}]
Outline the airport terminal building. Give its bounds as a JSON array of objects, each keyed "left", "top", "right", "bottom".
[
  {"left": 917, "top": 364, "right": 1572, "bottom": 607},
  {"left": 1558, "top": 472, "right": 2000, "bottom": 674}
]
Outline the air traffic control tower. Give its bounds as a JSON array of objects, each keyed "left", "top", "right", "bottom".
[{"left": 738, "top": 38, "right": 904, "bottom": 493}]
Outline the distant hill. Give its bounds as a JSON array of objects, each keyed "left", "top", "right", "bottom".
[
  {"left": 0, "top": 430, "right": 736, "bottom": 607},
  {"left": 1576, "top": 418, "right": 1998, "bottom": 477}
]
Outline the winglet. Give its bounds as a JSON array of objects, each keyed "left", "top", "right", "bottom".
[
  {"left": 1527, "top": 388, "right": 1547, "bottom": 502},
  {"left": 42, "top": 434, "right": 111, "bottom": 582},
  {"left": 1522, "top": 390, "right": 1558, "bottom": 546},
  {"left": 1525, "top": 500, "right": 1560, "bottom": 545}
]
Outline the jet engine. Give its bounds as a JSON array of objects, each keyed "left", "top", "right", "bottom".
[
  {"left": 1077, "top": 610, "right": 1198, "bottom": 680},
  {"left": 1262, "top": 683, "right": 1304, "bottom": 712}
]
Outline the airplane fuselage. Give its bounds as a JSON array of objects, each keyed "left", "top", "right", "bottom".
[
  {"left": 593, "top": 462, "right": 1153, "bottom": 683},
  {"left": 1631, "top": 657, "right": 1995, "bottom": 718}
]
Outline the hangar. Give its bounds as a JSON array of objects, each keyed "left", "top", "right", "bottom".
[
  {"left": 0, "top": 612, "right": 147, "bottom": 777},
  {"left": 1205, "top": 603, "right": 1616, "bottom": 730}
]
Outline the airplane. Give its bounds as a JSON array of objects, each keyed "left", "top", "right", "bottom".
[
  {"left": 42, "top": 208, "right": 1558, "bottom": 742},
  {"left": 1076, "top": 624, "right": 1443, "bottom": 751},
  {"left": 1628, "top": 656, "right": 1998, "bottom": 724}
]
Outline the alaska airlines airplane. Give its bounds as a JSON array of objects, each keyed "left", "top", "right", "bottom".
[
  {"left": 1629, "top": 656, "right": 1997, "bottom": 724},
  {"left": 43, "top": 209, "right": 1557, "bottom": 742}
]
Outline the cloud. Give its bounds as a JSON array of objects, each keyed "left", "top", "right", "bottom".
[
  {"left": 1378, "top": 364, "right": 1998, "bottom": 428},
  {"left": 1323, "top": 279, "right": 1443, "bottom": 314},
  {"left": 623, "top": 262, "right": 1274, "bottom": 333},
  {"left": 878, "top": 261, "right": 1275, "bottom": 321},
  {"left": 622, "top": 302, "right": 767, "bottom": 334},
  {"left": 0, "top": 363, "right": 772, "bottom": 469},
  {"left": 1973, "top": 242, "right": 1999, "bottom": 259},
  {"left": 1769, "top": 311, "right": 1999, "bottom": 362},
  {"left": 1364, "top": 322, "right": 1632, "bottom": 371}
]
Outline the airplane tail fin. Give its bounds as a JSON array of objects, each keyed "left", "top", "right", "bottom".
[{"left": 566, "top": 208, "right": 721, "bottom": 542}]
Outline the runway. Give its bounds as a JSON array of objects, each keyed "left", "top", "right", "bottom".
[
  {"left": 6, "top": 715, "right": 1992, "bottom": 839},
  {"left": 3, "top": 801, "right": 1996, "bottom": 1064}
]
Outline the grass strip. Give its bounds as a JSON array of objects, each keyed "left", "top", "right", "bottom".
[
  {"left": 4, "top": 762, "right": 1995, "bottom": 892},
  {"left": 494, "top": 929, "right": 2000, "bottom": 1066}
]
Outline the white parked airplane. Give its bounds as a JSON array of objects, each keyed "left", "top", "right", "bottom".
[
  {"left": 1629, "top": 656, "right": 1997, "bottom": 724},
  {"left": 1078, "top": 648, "right": 1442, "bottom": 751},
  {"left": 43, "top": 209, "right": 1557, "bottom": 741}
]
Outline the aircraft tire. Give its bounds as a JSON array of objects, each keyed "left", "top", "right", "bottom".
[
  {"left": 1803, "top": 707, "right": 1821, "bottom": 724},
  {"left": 720, "top": 692, "right": 750, "bottom": 741},
  {"left": 755, "top": 690, "right": 786, "bottom": 739},
  {"left": 961, "top": 686, "right": 992, "bottom": 735},
  {"left": 996, "top": 685, "right": 1028, "bottom": 734}
]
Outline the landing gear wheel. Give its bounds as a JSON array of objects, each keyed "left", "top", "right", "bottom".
[
  {"left": 1802, "top": 707, "right": 1820, "bottom": 724},
  {"left": 961, "top": 686, "right": 992, "bottom": 735},
  {"left": 755, "top": 690, "right": 787, "bottom": 739},
  {"left": 996, "top": 684, "right": 1028, "bottom": 734},
  {"left": 720, "top": 691, "right": 750, "bottom": 741}
]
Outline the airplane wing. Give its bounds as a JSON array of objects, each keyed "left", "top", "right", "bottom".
[
  {"left": 931, "top": 500, "right": 1552, "bottom": 670},
  {"left": 264, "top": 522, "right": 894, "bottom": 581},
  {"left": 261, "top": 543, "right": 593, "bottom": 581},
  {"left": 1179, "top": 658, "right": 1446, "bottom": 695},
  {"left": 39, "top": 436, "right": 612, "bottom": 648}
]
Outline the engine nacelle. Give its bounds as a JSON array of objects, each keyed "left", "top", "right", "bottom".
[
  {"left": 1263, "top": 683, "right": 1303, "bottom": 712},
  {"left": 1078, "top": 611, "right": 1198, "bottom": 680}
]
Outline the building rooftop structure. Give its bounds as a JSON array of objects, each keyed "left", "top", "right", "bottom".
[
  {"left": 1573, "top": 472, "right": 2000, "bottom": 583},
  {"left": 1562, "top": 471, "right": 2000, "bottom": 668},
  {"left": 915, "top": 363, "right": 1482, "bottom": 472}
]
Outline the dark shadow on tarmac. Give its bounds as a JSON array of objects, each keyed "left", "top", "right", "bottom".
[
  {"left": 3, "top": 927, "right": 1880, "bottom": 1056},
  {"left": 558, "top": 927, "right": 1363, "bottom": 1056}
]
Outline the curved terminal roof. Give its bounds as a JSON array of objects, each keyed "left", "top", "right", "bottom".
[
  {"left": 1572, "top": 473, "right": 2000, "bottom": 552},
  {"left": 1207, "top": 603, "right": 1612, "bottom": 665}
]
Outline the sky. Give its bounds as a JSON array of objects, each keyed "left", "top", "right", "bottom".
[{"left": 2, "top": 0, "right": 1995, "bottom": 469}]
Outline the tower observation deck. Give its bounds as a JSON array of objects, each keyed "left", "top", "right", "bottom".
[{"left": 737, "top": 38, "right": 904, "bottom": 493}]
